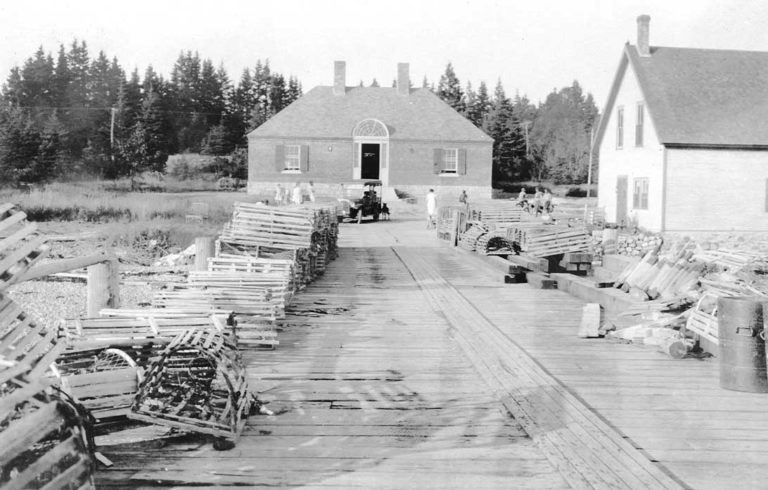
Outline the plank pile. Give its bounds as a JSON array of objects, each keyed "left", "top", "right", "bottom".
[
  {"left": 220, "top": 203, "right": 316, "bottom": 249},
  {"left": 469, "top": 205, "right": 526, "bottom": 228},
  {"left": 507, "top": 224, "right": 592, "bottom": 258},
  {"left": 129, "top": 329, "right": 254, "bottom": 442},
  {"left": 0, "top": 203, "right": 51, "bottom": 289}
]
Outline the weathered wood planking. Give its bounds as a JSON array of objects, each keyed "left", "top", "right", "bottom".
[{"left": 96, "top": 225, "right": 569, "bottom": 489}]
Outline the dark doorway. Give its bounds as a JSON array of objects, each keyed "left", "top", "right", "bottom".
[
  {"left": 361, "top": 143, "right": 380, "bottom": 180},
  {"left": 616, "top": 175, "right": 628, "bottom": 226}
]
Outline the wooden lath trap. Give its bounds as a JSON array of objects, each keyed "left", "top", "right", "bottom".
[{"left": 128, "top": 329, "right": 255, "bottom": 441}]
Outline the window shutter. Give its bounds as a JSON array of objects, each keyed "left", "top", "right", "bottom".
[
  {"left": 458, "top": 149, "right": 467, "bottom": 175},
  {"left": 300, "top": 145, "right": 309, "bottom": 172},
  {"left": 433, "top": 149, "right": 442, "bottom": 174},
  {"left": 353, "top": 143, "right": 360, "bottom": 168},
  {"left": 275, "top": 145, "right": 285, "bottom": 171}
]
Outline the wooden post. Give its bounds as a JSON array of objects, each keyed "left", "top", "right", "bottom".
[
  {"left": 195, "top": 237, "right": 216, "bottom": 272},
  {"left": 87, "top": 260, "right": 120, "bottom": 317}
]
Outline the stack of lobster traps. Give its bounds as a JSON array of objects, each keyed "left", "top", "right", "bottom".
[{"left": 0, "top": 203, "right": 96, "bottom": 488}]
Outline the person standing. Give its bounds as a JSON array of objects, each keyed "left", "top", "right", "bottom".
[
  {"left": 292, "top": 182, "right": 303, "bottom": 205},
  {"left": 458, "top": 189, "right": 469, "bottom": 210},
  {"left": 426, "top": 188, "right": 437, "bottom": 229},
  {"left": 274, "top": 184, "right": 284, "bottom": 206},
  {"left": 308, "top": 181, "right": 316, "bottom": 203},
  {"left": 543, "top": 189, "right": 553, "bottom": 214}
]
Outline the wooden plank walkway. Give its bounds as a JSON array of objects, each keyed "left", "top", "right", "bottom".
[
  {"left": 95, "top": 217, "right": 765, "bottom": 488},
  {"left": 95, "top": 221, "right": 569, "bottom": 488}
]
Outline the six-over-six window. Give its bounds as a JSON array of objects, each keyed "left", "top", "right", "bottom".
[
  {"left": 633, "top": 177, "right": 649, "bottom": 210},
  {"left": 442, "top": 149, "right": 458, "bottom": 173},
  {"left": 284, "top": 145, "right": 301, "bottom": 171}
]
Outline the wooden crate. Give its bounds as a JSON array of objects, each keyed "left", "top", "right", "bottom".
[
  {"left": 129, "top": 329, "right": 255, "bottom": 442},
  {"left": 684, "top": 293, "right": 719, "bottom": 345}
]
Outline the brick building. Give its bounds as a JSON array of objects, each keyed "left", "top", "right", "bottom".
[
  {"left": 247, "top": 61, "right": 493, "bottom": 201},
  {"left": 596, "top": 15, "right": 768, "bottom": 232}
]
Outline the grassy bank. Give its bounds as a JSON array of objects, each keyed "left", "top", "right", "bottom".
[{"left": 0, "top": 182, "right": 270, "bottom": 259}]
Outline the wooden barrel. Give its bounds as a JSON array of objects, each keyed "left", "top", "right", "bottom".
[{"left": 718, "top": 297, "right": 768, "bottom": 392}]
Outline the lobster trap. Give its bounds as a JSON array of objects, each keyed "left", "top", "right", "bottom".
[{"left": 128, "top": 329, "right": 254, "bottom": 442}]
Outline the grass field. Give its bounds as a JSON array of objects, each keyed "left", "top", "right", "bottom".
[{"left": 0, "top": 181, "right": 272, "bottom": 260}]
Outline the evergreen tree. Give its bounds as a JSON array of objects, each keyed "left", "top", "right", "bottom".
[
  {"left": 437, "top": 62, "right": 465, "bottom": 112},
  {"left": 530, "top": 81, "right": 599, "bottom": 184},
  {"left": 464, "top": 81, "right": 481, "bottom": 126},
  {"left": 52, "top": 45, "right": 71, "bottom": 109}
]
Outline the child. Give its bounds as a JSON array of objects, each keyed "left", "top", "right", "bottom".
[{"left": 381, "top": 203, "right": 390, "bottom": 220}]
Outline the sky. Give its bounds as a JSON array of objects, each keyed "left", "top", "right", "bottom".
[{"left": 2, "top": 0, "right": 768, "bottom": 109}]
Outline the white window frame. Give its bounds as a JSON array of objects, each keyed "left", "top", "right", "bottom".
[
  {"left": 442, "top": 148, "right": 458, "bottom": 174},
  {"left": 633, "top": 177, "right": 649, "bottom": 210},
  {"left": 284, "top": 144, "right": 301, "bottom": 171},
  {"left": 616, "top": 106, "right": 624, "bottom": 149},
  {"left": 635, "top": 102, "right": 644, "bottom": 147}
]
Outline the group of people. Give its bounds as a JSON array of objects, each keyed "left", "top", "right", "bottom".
[
  {"left": 515, "top": 187, "right": 553, "bottom": 215},
  {"left": 274, "top": 181, "right": 315, "bottom": 206}
]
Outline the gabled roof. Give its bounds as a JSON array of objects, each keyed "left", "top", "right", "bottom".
[
  {"left": 596, "top": 44, "right": 768, "bottom": 148},
  {"left": 248, "top": 86, "right": 492, "bottom": 143}
]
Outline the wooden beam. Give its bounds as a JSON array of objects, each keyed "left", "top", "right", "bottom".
[{"left": 20, "top": 251, "right": 115, "bottom": 282}]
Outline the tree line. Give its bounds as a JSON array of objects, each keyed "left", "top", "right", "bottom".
[
  {"left": 0, "top": 40, "right": 302, "bottom": 185},
  {"left": 427, "top": 63, "right": 600, "bottom": 185},
  {"left": 0, "top": 42, "right": 598, "bottom": 187}
]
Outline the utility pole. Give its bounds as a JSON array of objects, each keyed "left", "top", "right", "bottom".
[
  {"left": 586, "top": 125, "right": 596, "bottom": 198},
  {"left": 110, "top": 107, "right": 117, "bottom": 163},
  {"left": 521, "top": 120, "right": 531, "bottom": 158}
]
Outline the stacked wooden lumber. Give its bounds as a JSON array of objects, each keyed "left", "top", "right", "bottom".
[
  {"left": 189, "top": 270, "right": 291, "bottom": 315},
  {"left": 470, "top": 205, "right": 526, "bottom": 226},
  {"left": 129, "top": 329, "right": 254, "bottom": 442},
  {"left": 457, "top": 223, "right": 487, "bottom": 252},
  {"left": 220, "top": 203, "right": 315, "bottom": 249},
  {"left": 0, "top": 203, "right": 51, "bottom": 290},
  {"left": 507, "top": 224, "right": 592, "bottom": 258}
]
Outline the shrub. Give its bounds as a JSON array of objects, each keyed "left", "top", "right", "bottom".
[{"left": 565, "top": 187, "right": 588, "bottom": 198}]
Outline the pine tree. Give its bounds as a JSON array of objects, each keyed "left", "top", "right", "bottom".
[
  {"left": 437, "top": 62, "right": 465, "bottom": 112},
  {"left": 464, "top": 81, "right": 481, "bottom": 126}
]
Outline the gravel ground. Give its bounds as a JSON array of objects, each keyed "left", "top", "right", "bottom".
[{"left": 8, "top": 280, "right": 158, "bottom": 330}]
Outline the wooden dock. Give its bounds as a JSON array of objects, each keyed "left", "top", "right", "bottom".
[{"left": 96, "top": 218, "right": 766, "bottom": 488}]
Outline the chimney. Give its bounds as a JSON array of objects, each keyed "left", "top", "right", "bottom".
[
  {"left": 637, "top": 15, "right": 651, "bottom": 57},
  {"left": 397, "top": 62, "right": 410, "bottom": 96},
  {"left": 333, "top": 61, "right": 346, "bottom": 95}
]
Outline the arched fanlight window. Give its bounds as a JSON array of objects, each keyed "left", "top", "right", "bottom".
[{"left": 352, "top": 119, "right": 389, "bottom": 139}]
